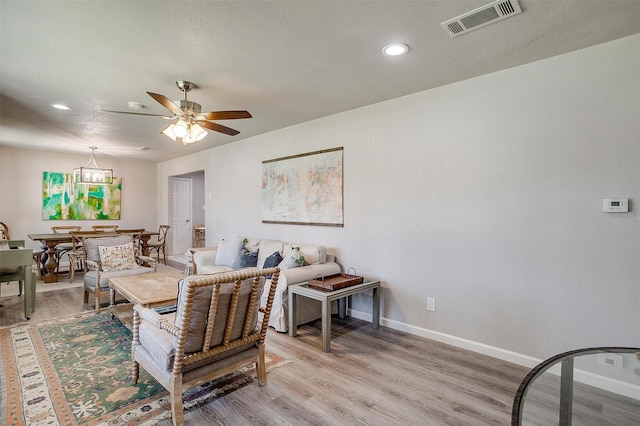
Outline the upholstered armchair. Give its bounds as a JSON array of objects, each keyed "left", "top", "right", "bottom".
[
  {"left": 132, "top": 267, "right": 280, "bottom": 426},
  {"left": 82, "top": 235, "right": 157, "bottom": 311}
]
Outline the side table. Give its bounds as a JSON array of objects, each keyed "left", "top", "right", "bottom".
[{"left": 288, "top": 280, "right": 380, "bottom": 352}]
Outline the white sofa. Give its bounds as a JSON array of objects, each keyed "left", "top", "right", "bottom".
[{"left": 192, "top": 237, "right": 340, "bottom": 332}]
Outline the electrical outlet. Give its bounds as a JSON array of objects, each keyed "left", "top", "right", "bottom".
[{"left": 427, "top": 298, "right": 436, "bottom": 312}]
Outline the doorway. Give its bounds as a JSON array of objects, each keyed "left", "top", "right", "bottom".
[{"left": 169, "top": 171, "right": 205, "bottom": 257}]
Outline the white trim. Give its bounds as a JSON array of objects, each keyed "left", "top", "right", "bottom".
[{"left": 348, "top": 308, "right": 640, "bottom": 401}]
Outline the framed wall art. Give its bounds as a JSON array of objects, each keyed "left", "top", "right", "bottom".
[
  {"left": 42, "top": 171, "right": 122, "bottom": 220},
  {"left": 262, "top": 147, "right": 343, "bottom": 227}
]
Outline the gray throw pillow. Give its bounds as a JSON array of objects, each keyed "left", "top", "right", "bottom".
[
  {"left": 232, "top": 247, "right": 259, "bottom": 269},
  {"left": 262, "top": 251, "right": 282, "bottom": 278}
]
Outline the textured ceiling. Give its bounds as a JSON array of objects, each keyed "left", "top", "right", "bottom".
[{"left": 1, "top": 0, "right": 639, "bottom": 163}]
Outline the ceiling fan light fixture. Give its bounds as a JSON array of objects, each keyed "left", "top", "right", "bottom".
[
  {"left": 161, "top": 123, "right": 178, "bottom": 141},
  {"left": 182, "top": 123, "right": 208, "bottom": 144},
  {"left": 173, "top": 119, "right": 189, "bottom": 138}
]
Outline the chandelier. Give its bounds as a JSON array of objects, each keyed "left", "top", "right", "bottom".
[{"left": 73, "top": 146, "right": 113, "bottom": 184}]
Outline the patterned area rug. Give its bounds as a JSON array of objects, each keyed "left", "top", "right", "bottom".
[{"left": 0, "top": 311, "right": 287, "bottom": 425}]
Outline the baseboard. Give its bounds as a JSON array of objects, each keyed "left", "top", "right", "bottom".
[
  {"left": 348, "top": 308, "right": 640, "bottom": 401},
  {"left": 347, "top": 308, "right": 540, "bottom": 369}
]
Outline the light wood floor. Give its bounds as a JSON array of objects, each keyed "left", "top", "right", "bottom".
[{"left": 0, "top": 271, "right": 531, "bottom": 426}]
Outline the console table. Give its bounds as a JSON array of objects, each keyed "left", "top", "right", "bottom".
[{"left": 288, "top": 280, "right": 380, "bottom": 352}]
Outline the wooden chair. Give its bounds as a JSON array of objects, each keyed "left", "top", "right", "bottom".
[
  {"left": 92, "top": 225, "right": 119, "bottom": 232},
  {"left": 82, "top": 234, "right": 157, "bottom": 311},
  {"left": 193, "top": 225, "right": 205, "bottom": 248},
  {"left": 132, "top": 267, "right": 280, "bottom": 426},
  {"left": 116, "top": 229, "right": 145, "bottom": 255},
  {"left": 51, "top": 225, "right": 82, "bottom": 273},
  {"left": 67, "top": 230, "right": 110, "bottom": 283},
  {"left": 146, "top": 225, "right": 170, "bottom": 265}
]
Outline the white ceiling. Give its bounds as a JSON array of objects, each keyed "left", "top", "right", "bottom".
[{"left": 1, "top": 0, "right": 639, "bottom": 163}]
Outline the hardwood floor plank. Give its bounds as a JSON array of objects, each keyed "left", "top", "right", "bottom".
[{"left": 2, "top": 280, "right": 569, "bottom": 425}]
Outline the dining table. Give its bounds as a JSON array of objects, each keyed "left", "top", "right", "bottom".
[{"left": 28, "top": 230, "right": 158, "bottom": 283}]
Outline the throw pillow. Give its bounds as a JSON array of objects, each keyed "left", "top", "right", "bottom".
[
  {"left": 278, "top": 247, "right": 304, "bottom": 271},
  {"left": 262, "top": 251, "right": 283, "bottom": 278},
  {"left": 232, "top": 247, "right": 259, "bottom": 269},
  {"left": 215, "top": 238, "right": 244, "bottom": 267},
  {"left": 98, "top": 242, "right": 138, "bottom": 272}
]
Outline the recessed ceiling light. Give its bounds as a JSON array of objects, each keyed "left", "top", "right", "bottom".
[
  {"left": 128, "top": 102, "right": 144, "bottom": 110},
  {"left": 51, "top": 103, "right": 71, "bottom": 110},
  {"left": 382, "top": 43, "right": 410, "bottom": 56}
]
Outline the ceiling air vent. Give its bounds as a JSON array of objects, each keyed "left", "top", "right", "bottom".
[{"left": 441, "top": 0, "right": 522, "bottom": 37}]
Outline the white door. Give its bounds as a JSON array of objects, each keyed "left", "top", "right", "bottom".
[{"left": 172, "top": 178, "right": 192, "bottom": 255}]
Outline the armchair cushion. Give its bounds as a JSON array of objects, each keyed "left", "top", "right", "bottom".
[
  {"left": 173, "top": 276, "right": 265, "bottom": 354},
  {"left": 98, "top": 242, "right": 139, "bottom": 272}
]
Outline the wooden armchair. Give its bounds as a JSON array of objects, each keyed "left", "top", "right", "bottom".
[
  {"left": 82, "top": 234, "right": 157, "bottom": 311},
  {"left": 132, "top": 267, "right": 280, "bottom": 426}
]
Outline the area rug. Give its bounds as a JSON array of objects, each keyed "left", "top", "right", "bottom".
[{"left": 0, "top": 311, "right": 287, "bottom": 425}]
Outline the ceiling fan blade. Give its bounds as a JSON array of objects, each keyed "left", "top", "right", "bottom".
[
  {"left": 147, "top": 92, "right": 183, "bottom": 116},
  {"left": 199, "top": 121, "right": 240, "bottom": 136},
  {"left": 195, "top": 110, "right": 252, "bottom": 121},
  {"left": 102, "top": 110, "right": 173, "bottom": 119}
]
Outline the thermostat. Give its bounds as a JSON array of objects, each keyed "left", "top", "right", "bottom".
[{"left": 603, "top": 198, "right": 628, "bottom": 212}]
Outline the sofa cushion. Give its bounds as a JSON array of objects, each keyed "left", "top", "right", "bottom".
[
  {"left": 215, "top": 238, "right": 244, "bottom": 267},
  {"left": 98, "top": 242, "right": 139, "bottom": 272},
  {"left": 199, "top": 265, "right": 234, "bottom": 275},
  {"left": 298, "top": 244, "right": 327, "bottom": 265},
  {"left": 232, "top": 247, "right": 259, "bottom": 269}
]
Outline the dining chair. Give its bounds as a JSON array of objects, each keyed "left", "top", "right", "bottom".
[
  {"left": 51, "top": 226, "right": 82, "bottom": 273},
  {"left": 132, "top": 267, "right": 280, "bottom": 426},
  {"left": 116, "top": 229, "right": 145, "bottom": 255},
  {"left": 92, "top": 225, "right": 119, "bottom": 232},
  {"left": 146, "top": 225, "right": 170, "bottom": 265},
  {"left": 193, "top": 225, "right": 205, "bottom": 248}
]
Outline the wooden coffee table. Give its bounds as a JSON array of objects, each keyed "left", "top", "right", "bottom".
[{"left": 108, "top": 269, "right": 184, "bottom": 329}]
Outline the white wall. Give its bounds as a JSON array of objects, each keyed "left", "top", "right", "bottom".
[
  {"left": 0, "top": 147, "right": 157, "bottom": 250},
  {"left": 162, "top": 35, "right": 640, "bottom": 363}
]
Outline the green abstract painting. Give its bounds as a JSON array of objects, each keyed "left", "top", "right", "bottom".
[{"left": 42, "top": 172, "right": 122, "bottom": 220}]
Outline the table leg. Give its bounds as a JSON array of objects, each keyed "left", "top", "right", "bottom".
[
  {"left": 140, "top": 235, "right": 151, "bottom": 256},
  {"left": 372, "top": 285, "right": 380, "bottom": 329},
  {"left": 338, "top": 297, "right": 347, "bottom": 319},
  {"left": 288, "top": 290, "right": 298, "bottom": 337},
  {"left": 22, "top": 269, "right": 36, "bottom": 319},
  {"left": 321, "top": 298, "right": 331, "bottom": 352},
  {"left": 42, "top": 241, "right": 59, "bottom": 283}
]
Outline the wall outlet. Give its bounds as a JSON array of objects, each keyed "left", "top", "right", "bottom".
[{"left": 427, "top": 297, "right": 436, "bottom": 312}]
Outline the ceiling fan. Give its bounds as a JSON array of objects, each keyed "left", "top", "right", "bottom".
[{"left": 104, "top": 80, "right": 251, "bottom": 144}]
